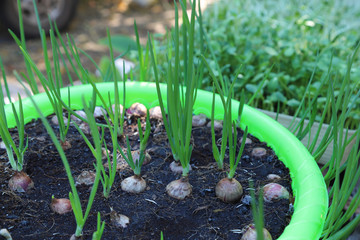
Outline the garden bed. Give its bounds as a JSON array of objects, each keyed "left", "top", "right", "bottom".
[{"left": 0, "top": 112, "right": 292, "bottom": 239}]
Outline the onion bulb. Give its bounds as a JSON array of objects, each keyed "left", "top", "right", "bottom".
[
  {"left": 169, "top": 161, "right": 192, "bottom": 174},
  {"left": 192, "top": 114, "right": 207, "bottom": 127},
  {"left": 8, "top": 171, "right": 34, "bottom": 192},
  {"left": 126, "top": 103, "right": 147, "bottom": 117},
  {"left": 263, "top": 183, "right": 290, "bottom": 202},
  {"left": 50, "top": 196, "right": 72, "bottom": 214},
  {"left": 215, "top": 177, "right": 243, "bottom": 203},
  {"left": 166, "top": 177, "right": 192, "bottom": 200},
  {"left": 149, "top": 106, "right": 162, "bottom": 120},
  {"left": 251, "top": 147, "right": 266, "bottom": 157},
  {"left": 241, "top": 224, "right": 272, "bottom": 240},
  {"left": 121, "top": 175, "right": 146, "bottom": 193},
  {"left": 110, "top": 208, "right": 130, "bottom": 228}
]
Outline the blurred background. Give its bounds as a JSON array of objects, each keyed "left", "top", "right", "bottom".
[
  {"left": 0, "top": 0, "right": 359, "bottom": 128},
  {"left": 0, "top": 0, "right": 202, "bottom": 100}
]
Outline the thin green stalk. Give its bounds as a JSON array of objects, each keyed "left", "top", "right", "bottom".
[
  {"left": 9, "top": 8, "right": 71, "bottom": 146},
  {"left": 249, "top": 181, "right": 265, "bottom": 240},
  {"left": 92, "top": 212, "right": 105, "bottom": 240},
  {"left": 0, "top": 63, "right": 28, "bottom": 171}
]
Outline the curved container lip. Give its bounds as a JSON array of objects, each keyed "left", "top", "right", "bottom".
[{"left": 5, "top": 81, "right": 328, "bottom": 239}]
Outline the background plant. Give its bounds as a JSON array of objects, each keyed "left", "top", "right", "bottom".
[{"left": 122, "top": 0, "right": 360, "bottom": 129}]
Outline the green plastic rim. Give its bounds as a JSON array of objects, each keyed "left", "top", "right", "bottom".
[{"left": 5, "top": 82, "right": 328, "bottom": 239}]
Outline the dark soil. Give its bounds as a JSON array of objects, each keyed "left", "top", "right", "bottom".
[{"left": 0, "top": 112, "right": 293, "bottom": 240}]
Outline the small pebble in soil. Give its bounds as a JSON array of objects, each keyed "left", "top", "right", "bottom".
[
  {"left": 149, "top": 106, "right": 162, "bottom": 119},
  {"left": 241, "top": 224, "right": 272, "bottom": 240},
  {"left": 263, "top": 183, "right": 290, "bottom": 202},
  {"left": 241, "top": 195, "right": 252, "bottom": 205},
  {"left": 110, "top": 209, "right": 130, "bottom": 228},
  {"left": 251, "top": 147, "right": 267, "bottom": 157},
  {"left": 127, "top": 102, "right": 147, "bottom": 117},
  {"left": 267, "top": 174, "right": 281, "bottom": 180},
  {"left": 75, "top": 170, "right": 96, "bottom": 186},
  {"left": 192, "top": 114, "right": 207, "bottom": 127},
  {"left": 0, "top": 141, "right": 6, "bottom": 149},
  {"left": 50, "top": 197, "right": 72, "bottom": 214},
  {"left": 8, "top": 171, "right": 34, "bottom": 192}
]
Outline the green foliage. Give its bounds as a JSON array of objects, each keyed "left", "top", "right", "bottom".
[
  {"left": 199, "top": 0, "right": 360, "bottom": 119},
  {"left": 129, "top": 0, "right": 360, "bottom": 128}
]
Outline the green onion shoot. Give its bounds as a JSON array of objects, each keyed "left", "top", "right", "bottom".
[{"left": 119, "top": 111, "right": 151, "bottom": 193}]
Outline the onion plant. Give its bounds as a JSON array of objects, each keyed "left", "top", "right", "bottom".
[
  {"left": 9, "top": 2, "right": 72, "bottom": 150},
  {"left": 119, "top": 112, "right": 151, "bottom": 193},
  {"left": 149, "top": 0, "right": 202, "bottom": 199},
  {"left": 285, "top": 43, "right": 360, "bottom": 239},
  {"left": 22, "top": 85, "right": 102, "bottom": 237},
  {"left": 0, "top": 59, "right": 32, "bottom": 192},
  {"left": 0, "top": 60, "right": 28, "bottom": 172},
  {"left": 318, "top": 45, "right": 360, "bottom": 239},
  {"left": 214, "top": 97, "right": 248, "bottom": 203},
  {"left": 92, "top": 212, "right": 105, "bottom": 240},
  {"left": 201, "top": 46, "right": 248, "bottom": 203},
  {"left": 243, "top": 181, "right": 273, "bottom": 240}
]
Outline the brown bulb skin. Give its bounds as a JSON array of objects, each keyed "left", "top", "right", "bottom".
[
  {"left": 8, "top": 171, "right": 34, "bottom": 193},
  {"left": 121, "top": 175, "right": 147, "bottom": 193},
  {"left": 241, "top": 224, "right": 272, "bottom": 240},
  {"left": 166, "top": 177, "right": 192, "bottom": 200},
  {"left": 50, "top": 197, "right": 72, "bottom": 214},
  {"left": 215, "top": 177, "right": 243, "bottom": 203}
]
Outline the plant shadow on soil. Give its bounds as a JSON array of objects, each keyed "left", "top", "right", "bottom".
[{"left": 0, "top": 112, "right": 293, "bottom": 240}]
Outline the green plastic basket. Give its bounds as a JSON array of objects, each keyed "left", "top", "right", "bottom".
[{"left": 5, "top": 82, "right": 328, "bottom": 239}]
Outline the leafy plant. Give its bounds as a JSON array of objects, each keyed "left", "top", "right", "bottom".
[{"left": 127, "top": 0, "right": 360, "bottom": 129}]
